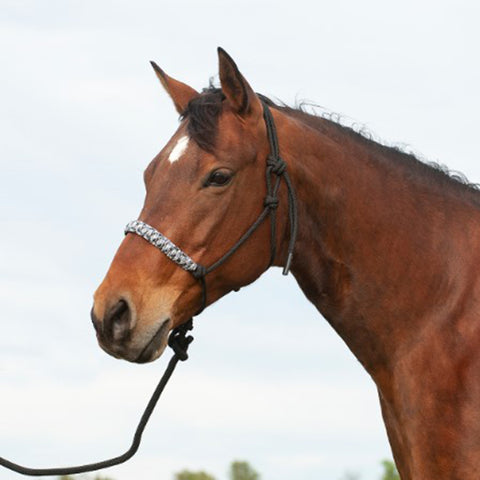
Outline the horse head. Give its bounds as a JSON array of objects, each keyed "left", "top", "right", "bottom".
[{"left": 91, "top": 49, "right": 291, "bottom": 363}]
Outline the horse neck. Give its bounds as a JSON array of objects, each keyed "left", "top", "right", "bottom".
[{"left": 275, "top": 108, "right": 479, "bottom": 384}]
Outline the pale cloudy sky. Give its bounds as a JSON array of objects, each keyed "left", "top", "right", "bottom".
[{"left": 1, "top": 1, "right": 479, "bottom": 480}]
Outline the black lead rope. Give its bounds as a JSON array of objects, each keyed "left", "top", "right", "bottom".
[
  {"left": 0, "top": 319, "right": 194, "bottom": 477},
  {"left": 0, "top": 101, "right": 298, "bottom": 477}
]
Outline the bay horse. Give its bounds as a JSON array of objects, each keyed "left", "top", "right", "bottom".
[{"left": 91, "top": 48, "right": 480, "bottom": 479}]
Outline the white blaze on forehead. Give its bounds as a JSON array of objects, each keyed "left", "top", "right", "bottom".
[{"left": 168, "top": 135, "right": 190, "bottom": 164}]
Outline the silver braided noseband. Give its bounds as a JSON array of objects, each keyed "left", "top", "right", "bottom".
[{"left": 124, "top": 220, "right": 198, "bottom": 273}]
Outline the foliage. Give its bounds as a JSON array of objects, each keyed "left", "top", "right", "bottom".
[
  {"left": 57, "top": 457, "right": 399, "bottom": 480},
  {"left": 228, "top": 461, "right": 260, "bottom": 480},
  {"left": 174, "top": 469, "right": 217, "bottom": 480},
  {"left": 380, "top": 459, "right": 400, "bottom": 480}
]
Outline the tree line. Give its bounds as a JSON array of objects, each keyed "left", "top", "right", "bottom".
[{"left": 58, "top": 458, "right": 400, "bottom": 480}]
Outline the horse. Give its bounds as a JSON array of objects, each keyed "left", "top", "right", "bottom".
[{"left": 91, "top": 48, "right": 480, "bottom": 479}]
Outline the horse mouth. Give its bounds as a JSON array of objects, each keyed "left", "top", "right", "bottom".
[{"left": 135, "top": 318, "right": 171, "bottom": 363}]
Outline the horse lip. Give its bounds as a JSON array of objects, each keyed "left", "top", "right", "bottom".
[{"left": 135, "top": 319, "right": 171, "bottom": 363}]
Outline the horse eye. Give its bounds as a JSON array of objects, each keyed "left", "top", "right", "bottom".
[{"left": 205, "top": 169, "right": 233, "bottom": 187}]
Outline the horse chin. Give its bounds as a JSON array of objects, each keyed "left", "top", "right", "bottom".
[{"left": 134, "top": 318, "right": 172, "bottom": 364}]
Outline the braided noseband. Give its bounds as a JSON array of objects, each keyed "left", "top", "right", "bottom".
[
  {"left": 125, "top": 100, "right": 298, "bottom": 313},
  {"left": 125, "top": 220, "right": 199, "bottom": 273}
]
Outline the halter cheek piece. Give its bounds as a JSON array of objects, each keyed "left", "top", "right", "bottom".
[
  {"left": 0, "top": 100, "right": 298, "bottom": 477},
  {"left": 125, "top": 101, "right": 298, "bottom": 315}
]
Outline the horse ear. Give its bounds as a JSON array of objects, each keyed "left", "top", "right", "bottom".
[
  {"left": 150, "top": 61, "right": 199, "bottom": 114},
  {"left": 217, "top": 47, "right": 262, "bottom": 116}
]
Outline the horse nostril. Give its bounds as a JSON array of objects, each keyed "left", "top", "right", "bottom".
[{"left": 104, "top": 299, "right": 132, "bottom": 342}]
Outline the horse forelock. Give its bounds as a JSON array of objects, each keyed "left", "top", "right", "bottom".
[
  {"left": 180, "top": 87, "right": 277, "bottom": 154},
  {"left": 181, "top": 87, "right": 224, "bottom": 153}
]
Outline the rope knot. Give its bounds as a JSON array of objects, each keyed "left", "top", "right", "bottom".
[
  {"left": 264, "top": 195, "right": 279, "bottom": 209},
  {"left": 267, "top": 155, "right": 287, "bottom": 176},
  {"left": 192, "top": 264, "right": 207, "bottom": 279},
  {"left": 168, "top": 318, "right": 194, "bottom": 361}
]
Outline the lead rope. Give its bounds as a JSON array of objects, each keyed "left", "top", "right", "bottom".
[{"left": 0, "top": 319, "right": 194, "bottom": 477}]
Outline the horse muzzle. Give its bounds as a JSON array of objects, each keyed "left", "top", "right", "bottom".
[{"left": 90, "top": 299, "right": 171, "bottom": 363}]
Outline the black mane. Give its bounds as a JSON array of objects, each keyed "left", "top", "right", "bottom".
[{"left": 181, "top": 86, "right": 478, "bottom": 193}]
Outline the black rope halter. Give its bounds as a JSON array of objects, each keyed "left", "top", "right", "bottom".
[{"left": 0, "top": 100, "right": 298, "bottom": 476}]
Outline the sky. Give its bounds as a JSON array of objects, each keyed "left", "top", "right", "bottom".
[{"left": 1, "top": 1, "right": 479, "bottom": 480}]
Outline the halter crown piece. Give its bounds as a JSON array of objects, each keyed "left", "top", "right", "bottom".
[
  {"left": 125, "top": 100, "right": 298, "bottom": 314},
  {"left": 0, "top": 100, "right": 298, "bottom": 477}
]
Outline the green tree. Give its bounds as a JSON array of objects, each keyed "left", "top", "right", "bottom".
[
  {"left": 380, "top": 459, "right": 400, "bottom": 480},
  {"left": 228, "top": 460, "right": 260, "bottom": 480},
  {"left": 174, "top": 469, "right": 216, "bottom": 480}
]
